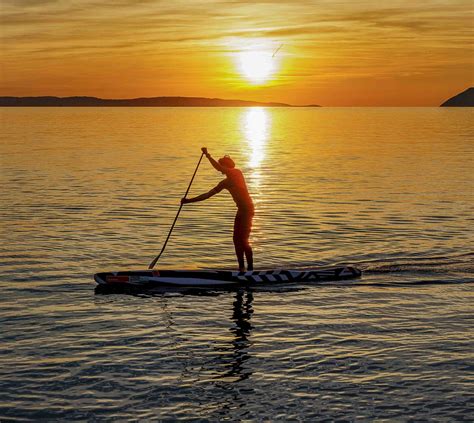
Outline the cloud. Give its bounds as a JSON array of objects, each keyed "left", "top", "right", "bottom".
[
  {"left": 1, "top": 0, "right": 472, "bottom": 102},
  {"left": 2, "top": 1, "right": 472, "bottom": 48}
]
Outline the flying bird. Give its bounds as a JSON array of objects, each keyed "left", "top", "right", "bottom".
[{"left": 272, "top": 44, "right": 283, "bottom": 58}]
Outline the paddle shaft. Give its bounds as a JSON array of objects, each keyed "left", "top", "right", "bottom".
[{"left": 148, "top": 152, "right": 205, "bottom": 269}]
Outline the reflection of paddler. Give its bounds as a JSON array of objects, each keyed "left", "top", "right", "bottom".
[
  {"left": 232, "top": 289, "right": 254, "bottom": 338},
  {"left": 222, "top": 289, "right": 254, "bottom": 382},
  {"left": 181, "top": 147, "right": 254, "bottom": 272}
]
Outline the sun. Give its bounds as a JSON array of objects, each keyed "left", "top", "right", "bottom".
[{"left": 237, "top": 50, "right": 276, "bottom": 84}]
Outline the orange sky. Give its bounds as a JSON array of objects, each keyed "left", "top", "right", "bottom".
[{"left": 1, "top": 0, "right": 473, "bottom": 106}]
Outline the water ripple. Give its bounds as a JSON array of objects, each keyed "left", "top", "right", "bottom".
[{"left": 1, "top": 107, "right": 473, "bottom": 420}]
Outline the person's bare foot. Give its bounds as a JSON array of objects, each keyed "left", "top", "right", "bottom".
[{"left": 239, "top": 267, "right": 246, "bottom": 273}]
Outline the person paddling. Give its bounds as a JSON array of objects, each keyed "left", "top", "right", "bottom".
[{"left": 181, "top": 147, "right": 255, "bottom": 272}]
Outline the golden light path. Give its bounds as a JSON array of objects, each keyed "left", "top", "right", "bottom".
[
  {"left": 242, "top": 107, "right": 269, "bottom": 169},
  {"left": 241, "top": 107, "right": 270, "bottom": 242}
]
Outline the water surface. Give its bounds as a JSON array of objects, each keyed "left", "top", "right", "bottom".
[{"left": 1, "top": 107, "right": 473, "bottom": 420}]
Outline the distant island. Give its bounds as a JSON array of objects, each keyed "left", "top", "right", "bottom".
[
  {"left": 0, "top": 96, "right": 321, "bottom": 108},
  {"left": 440, "top": 87, "right": 473, "bottom": 107}
]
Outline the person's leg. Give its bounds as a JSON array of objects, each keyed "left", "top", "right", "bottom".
[
  {"left": 244, "top": 243, "right": 253, "bottom": 271},
  {"left": 234, "top": 240, "right": 245, "bottom": 272},
  {"left": 233, "top": 213, "right": 245, "bottom": 271},
  {"left": 243, "top": 211, "right": 254, "bottom": 271}
]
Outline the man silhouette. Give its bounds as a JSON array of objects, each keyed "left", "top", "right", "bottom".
[{"left": 181, "top": 147, "right": 254, "bottom": 272}]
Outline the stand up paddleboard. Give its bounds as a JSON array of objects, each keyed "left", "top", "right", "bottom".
[{"left": 94, "top": 266, "right": 361, "bottom": 288}]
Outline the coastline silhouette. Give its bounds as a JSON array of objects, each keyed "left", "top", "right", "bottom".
[
  {"left": 0, "top": 96, "right": 321, "bottom": 108},
  {"left": 440, "top": 87, "right": 474, "bottom": 107}
]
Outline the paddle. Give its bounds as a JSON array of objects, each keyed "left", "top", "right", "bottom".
[{"left": 148, "top": 152, "right": 205, "bottom": 269}]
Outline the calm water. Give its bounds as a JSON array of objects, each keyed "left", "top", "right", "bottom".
[{"left": 1, "top": 107, "right": 473, "bottom": 420}]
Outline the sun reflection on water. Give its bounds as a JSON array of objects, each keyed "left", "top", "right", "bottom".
[{"left": 242, "top": 107, "right": 270, "bottom": 169}]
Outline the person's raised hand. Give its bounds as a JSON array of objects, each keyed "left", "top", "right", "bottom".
[{"left": 201, "top": 147, "right": 208, "bottom": 155}]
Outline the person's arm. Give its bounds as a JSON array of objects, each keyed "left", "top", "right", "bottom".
[
  {"left": 182, "top": 189, "right": 216, "bottom": 204},
  {"left": 181, "top": 180, "right": 227, "bottom": 204},
  {"left": 201, "top": 147, "right": 229, "bottom": 174}
]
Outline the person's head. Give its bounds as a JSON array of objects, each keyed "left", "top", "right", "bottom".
[{"left": 218, "top": 155, "right": 235, "bottom": 171}]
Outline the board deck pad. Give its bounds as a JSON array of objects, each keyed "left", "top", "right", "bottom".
[{"left": 94, "top": 266, "right": 361, "bottom": 287}]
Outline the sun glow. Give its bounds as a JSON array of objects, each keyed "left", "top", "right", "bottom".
[{"left": 237, "top": 50, "right": 276, "bottom": 84}]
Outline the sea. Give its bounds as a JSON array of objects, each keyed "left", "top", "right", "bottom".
[{"left": 1, "top": 107, "right": 473, "bottom": 421}]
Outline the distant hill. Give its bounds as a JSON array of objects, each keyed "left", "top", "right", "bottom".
[
  {"left": 440, "top": 87, "right": 474, "bottom": 107},
  {"left": 0, "top": 96, "right": 321, "bottom": 108}
]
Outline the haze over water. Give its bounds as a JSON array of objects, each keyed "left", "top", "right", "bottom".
[{"left": 1, "top": 107, "right": 473, "bottom": 420}]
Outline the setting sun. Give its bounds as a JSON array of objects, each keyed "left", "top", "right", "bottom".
[{"left": 237, "top": 50, "right": 277, "bottom": 84}]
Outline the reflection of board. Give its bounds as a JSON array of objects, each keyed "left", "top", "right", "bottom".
[{"left": 94, "top": 266, "right": 361, "bottom": 287}]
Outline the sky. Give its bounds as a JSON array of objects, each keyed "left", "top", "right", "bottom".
[{"left": 1, "top": 0, "right": 473, "bottom": 106}]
